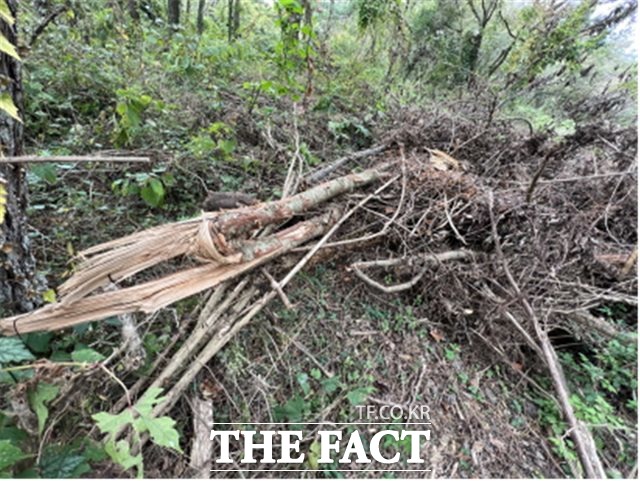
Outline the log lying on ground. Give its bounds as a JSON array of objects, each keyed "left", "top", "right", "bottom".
[
  {"left": 58, "top": 164, "right": 390, "bottom": 303},
  {"left": 0, "top": 209, "right": 341, "bottom": 335}
]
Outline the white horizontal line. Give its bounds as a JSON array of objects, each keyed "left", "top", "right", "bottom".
[
  {"left": 211, "top": 469, "right": 432, "bottom": 472},
  {"left": 210, "top": 422, "right": 432, "bottom": 425}
]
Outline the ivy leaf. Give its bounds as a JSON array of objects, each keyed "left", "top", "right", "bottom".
[
  {"left": 28, "top": 382, "right": 60, "bottom": 435},
  {"left": 0, "top": 92, "right": 20, "bottom": 122},
  {"left": 0, "top": 439, "right": 26, "bottom": 471},
  {"left": 133, "top": 415, "right": 181, "bottom": 452},
  {"left": 0, "top": 337, "right": 35, "bottom": 364},
  {"left": 92, "top": 410, "right": 134, "bottom": 438}
]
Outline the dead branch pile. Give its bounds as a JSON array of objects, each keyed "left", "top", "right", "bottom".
[{"left": 0, "top": 104, "right": 636, "bottom": 477}]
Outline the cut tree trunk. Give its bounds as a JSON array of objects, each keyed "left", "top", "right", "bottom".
[{"left": 0, "top": 0, "right": 38, "bottom": 315}]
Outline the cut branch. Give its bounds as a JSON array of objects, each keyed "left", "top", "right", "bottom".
[
  {"left": 305, "top": 144, "right": 387, "bottom": 183},
  {"left": 0, "top": 155, "right": 151, "bottom": 163}
]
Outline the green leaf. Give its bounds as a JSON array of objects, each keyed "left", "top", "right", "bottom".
[
  {"left": 0, "top": 0, "right": 15, "bottom": 25},
  {"left": 24, "top": 332, "right": 52, "bottom": 354},
  {"left": 133, "top": 387, "right": 165, "bottom": 417},
  {"left": 92, "top": 410, "right": 134, "bottom": 438},
  {"left": 133, "top": 415, "right": 181, "bottom": 452},
  {"left": 0, "top": 92, "right": 20, "bottom": 122},
  {"left": 30, "top": 164, "right": 57, "bottom": 185},
  {"left": 321, "top": 376, "right": 341, "bottom": 394},
  {"left": 307, "top": 440, "right": 320, "bottom": 470},
  {"left": 104, "top": 439, "right": 143, "bottom": 477},
  {"left": 0, "top": 33, "right": 19, "bottom": 60},
  {"left": 140, "top": 179, "right": 164, "bottom": 207},
  {"left": 0, "top": 439, "right": 26, "bottom": 471},
  {"left": 71, "top": 348, "right": 105, "bottom": 364},
  {"left": 346, "top": 386, "right": 374, "bottom": 406},
  {"left": 41, "top": 289, "right": 56, "bottom": 304},
  {"left": 28, "top": 382, "right": 60, "bottom": 435},
  {"left": 39, "top": 446, "right": 89, "bottom": 478},
  {"left": 0, "top": 337, "right": 35, "bottom": 364}
]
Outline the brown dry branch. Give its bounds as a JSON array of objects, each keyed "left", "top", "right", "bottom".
[
  {"left": 189, "top": 396, "right": 214, "bottom": 478},
  {"left": 0, "top": 155, "right": 150, "bottom": 163},
  {"left": 350, "top": 249, "right": 474, "bottom": 293},
  {"left": 488, "top": 192, "right": 606, "bottom": 479},
  {"left": 305, "top": 144, "right": 388, "bottom": 183}
]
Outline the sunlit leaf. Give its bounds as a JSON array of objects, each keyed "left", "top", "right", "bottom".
[
  {"left": 0, "top": 0, "right": 14, "bottom": 25},
  {"left": 0, "top": 92, "right": 20, "bottom": 122},
  {"left": 0, "top": 33, "right": 19, "bottom": 60}
]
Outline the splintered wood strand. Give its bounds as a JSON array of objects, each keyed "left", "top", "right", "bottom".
[
  {"left": 56, "top": 165, "right": 389, "bottom": 302},
  {"left": 0, "top": 210, "right": 340, "bottom": 335}
]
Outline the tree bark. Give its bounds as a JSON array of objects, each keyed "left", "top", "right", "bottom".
[
  {"left": 232, "top": 0, "right": 240, "bottom": 38},
  {"left": 167, "top": 0, "right": 181, "bottom": 25},
  {"left": 227, "top": 0, "right": 240, "bottom": 41},
  {"left": 196, "top": 0, "right": 206, "bottom": 33},
  {"left": 128, "top": 0, "right": 140, "bottom": 21},
  {"left": 0, "top": 0, "right": 38, "bottom": 315}
]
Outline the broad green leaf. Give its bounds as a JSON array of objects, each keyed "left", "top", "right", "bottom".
[
  {"left": 149, "top": 178, "right": 164, "bottom": 197},
  {"left": 133, "top": 387, "right": 165, "bottom": 417},
  {"left": 133, "top": 415, "right": 181, "bottom": 452},
  {"left": 28, "top": 382, "right": 60, "bottom": 435},
  {"left": 71, "top": 348, "right": 105, "bottom": 363},
  {"left": 0, "top": 33, "right": 19, "bottom": 60},
  {"left": 0, "top": 337, "right": 35, "bottom": 364},
  {"left": 92, "top": 410, "right": 134, "bottom": 438},
  {"left": 30, "top": 163, "right": 57, "bottom": 185},
  {"left": 140, "top": 179, "right": 164, "bottom": 207},
  {"left": 0, "top": 439, "right": 26, "bottom": 471},
  {"left": 39, "top": 447, "right": 89, "bottom": 479},
  {"left": 0, "top": 92, "right": 20, "bottom": 122},
  {"left": 0, "top": 0, "right": 13, "bottom": 25},
  {"left": 104, "top": 440, "right": 142, "bottom": 477},
  {"left": 24, "top": 332, "right": 52, "bottom": 354}
]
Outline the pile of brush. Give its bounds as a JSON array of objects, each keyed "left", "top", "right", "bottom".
[{"left": 1, "top": 104, "right": 636, "bottom": 477}]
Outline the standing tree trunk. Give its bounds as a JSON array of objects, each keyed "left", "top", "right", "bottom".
[
  {"left": 232, "top": 0, "right": 240, "bottom": 38},
  {"left": 0, "top": 0, "right": 38, "bottom": 315},
  {"left": 168, "top": 0, "right": 181, "bottom": 26},
  {"left": 196, "top": 0, "right": 206, "bottom": 34},
  {"left": 128, "top": 0, "right": 140, "bottom": 21},
  {"left": 227, "top": 0, "right": 240, "bottom": 41}
]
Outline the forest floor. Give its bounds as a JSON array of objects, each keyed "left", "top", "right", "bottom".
[{"left": 16, "top": 99, "right": 637, "bottom": 478}]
